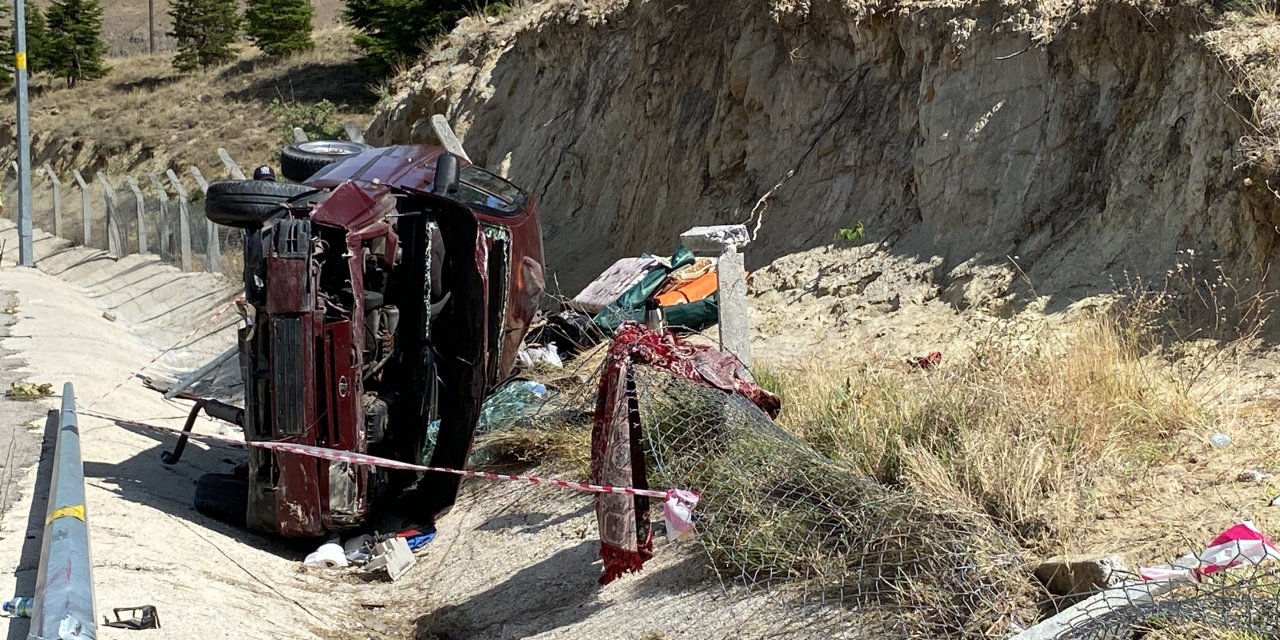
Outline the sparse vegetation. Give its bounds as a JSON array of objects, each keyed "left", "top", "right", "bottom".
[
  {"left": 169, "top": 0, "right": 241, "bottom": 71},
  {"left": 343, "top": 0, "right": 510, "bottom": 75},
  {"left": 245, "top": 0, "right": 316, "bottom": 57},
  {"left": 761, "top": 312, "right": 1204, "bottom": 547},
  {"left": 267, "top": 97, "right": 346, "bottom": 144}
]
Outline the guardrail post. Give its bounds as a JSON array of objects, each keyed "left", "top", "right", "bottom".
[{"left": 30, "top": 383, "right": 96, "bottom": 640}]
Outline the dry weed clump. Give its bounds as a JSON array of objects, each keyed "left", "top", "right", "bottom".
[
  {"left": 634, "top": 367, "right": 1040, "bottom": 637},
  {"left": 760, "top": 311, "right": 1206, "bottom": 547},
  {"left": 1202, "top": 2, "right": 1280, "bottom": 175}
]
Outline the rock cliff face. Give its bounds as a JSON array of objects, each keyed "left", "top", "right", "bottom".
[{"left": 370, "top": 0, "right": 1279, "bottom": 301}]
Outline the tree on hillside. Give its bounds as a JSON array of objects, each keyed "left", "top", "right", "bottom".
[
  {"left": 169, "top": 0, "right": 241, "bottom": 71},
  {"left": 344, "top": 0, "right": 497, "bottom": 76},
  {"left": 245, "top": 0, "right": 315, "bottom": 57},
  {"left": 24, "top": 5, "right": 51, "bottom": 76},
  {"left": 45, "top": 0, "right": 107, "bottom": 86}
]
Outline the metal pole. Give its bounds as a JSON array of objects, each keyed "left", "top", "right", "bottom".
[
  {"left": 14, "top": 0, "right": 33, "bottom": 267},
  {"left": 30, "top": 383, "right": 97, "bottom": 640},
  {"left": 147, "top": 0, "right": 155, "bottom": 54}
]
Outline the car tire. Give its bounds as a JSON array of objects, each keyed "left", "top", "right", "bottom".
[
  {"left": 194, "top": 472, "right": 249, "bottom": 527},
  {"left": 280, "top": 140, "right": 370, "bottom": 182},
  {"left": 204, "top": 180, "right": 317, "bottom": 229}
]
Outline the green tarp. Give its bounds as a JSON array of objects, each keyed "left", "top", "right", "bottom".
[{"left": 591, "top": 245, "right": 720, "bottom": 334}]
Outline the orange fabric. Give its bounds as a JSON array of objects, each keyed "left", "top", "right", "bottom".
[{"left": 655, "top": 271, "right": 721, "bottom": 307}]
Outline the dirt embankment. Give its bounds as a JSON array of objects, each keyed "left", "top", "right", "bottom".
[{"left": 371, "top": 0, "right": 1279, "bottom": 304}]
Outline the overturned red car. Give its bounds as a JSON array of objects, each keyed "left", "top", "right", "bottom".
[{"left": 192, "top": 141, "right": 544, "bottom": 537}]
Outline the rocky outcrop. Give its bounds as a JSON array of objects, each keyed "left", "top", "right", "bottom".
[{"left": 370, "top": 0, "right": 1279, "bottom": 301}]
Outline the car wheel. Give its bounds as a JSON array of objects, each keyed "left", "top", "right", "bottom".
[
  {"left": 280, "top": 140, "right": 370, "bottom": 182},
  {"left": 194, "top": 472, "right": 249, "bottom": 527},
  {"left": 204, "top": 180, "right": 318, "bottom": 229}
]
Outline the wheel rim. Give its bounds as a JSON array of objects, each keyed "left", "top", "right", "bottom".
[{"left": 297, "top": 141, "right": 362, "bottom": 156}]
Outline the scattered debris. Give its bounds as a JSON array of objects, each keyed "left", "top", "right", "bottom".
[
  {"left": 2, "top": 596, "right": 32, "bottom": 617},
  {"left": 570, "top": 256, "right": 662, "bottom": 315},
  {"left": 5, "top": 382, "right": 53, "bottom": 401},
  {"left": 2, "top": 304, "right": 17, "bottom": 315},
  {"left": 1210, "top": 432, "right": 1232, "bottom": 448},
  {"left": 907, "top": 351, "right": 943, "bottom": 369},
  {"left": 103, "top": 606, "right": 161, "bottom": 630},
  {"left": 344, "top": 534, "right": 374, "bottom": 565},
  {"left": 1238, "top": 469, "right": 1273, "bottom": 483},
  {"left": 102, "top": 311, "right": 117, "bottom": 322},
  {"left": 364, "top": 537, "right": 415, "bottom": 581},
  {"left": 1270, "top": 495, "right": 1280, "bottom": 508},
  {"left": 1034, "top": 554, "right": 1130, "bottom": 597},
  {"left": 518, "top": 344, "right": 563, "bottom": 369},
  {"left": 302, "top": 540, "right": 349, "bottom": 569}
]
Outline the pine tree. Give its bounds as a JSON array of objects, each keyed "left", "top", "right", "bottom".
[
  {"left": 45, "top": 0, "right": 107, "bottom": 86},
  {"left": 25, "top": 5, "right": 51, "bottom": 76},
  {"left": 0, "top": 3, "right": 53, "bottom": 83},
  {"left": 343, "top": 0, "right": 474, "bottom": 76},
  {"left": 245, "top": 0, "right": 314, "bottom": 58},
  {"left": 169, "top": 0, "right": 241, "bottom": 72},
  {"left": 0, "top": 3, "right": 12, "bottom": 85}
]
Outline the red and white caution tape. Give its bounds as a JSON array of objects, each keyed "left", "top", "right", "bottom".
[
  {"left": 253, "top": 442, "right": 701, "bottom": 534},
  {"left": 1140, "top": 521, "right": 1280, "bottom": 583},
  {"left": 95, "top": 416, "right": 700, "bottom": 525},
  {"left": 254, "top": 441, "right": 691, "bottom": 501},
  {"left": 83, "top": 295, "right": 244, "bottom": 411}
]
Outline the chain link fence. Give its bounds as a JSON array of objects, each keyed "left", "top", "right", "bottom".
[{"left": 0, "top": 155, "right": 250, "bottom": 280}]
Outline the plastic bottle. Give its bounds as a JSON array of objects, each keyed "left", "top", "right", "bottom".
[{"left": 2, "top": 597, "right": 32, "bottom": 618}]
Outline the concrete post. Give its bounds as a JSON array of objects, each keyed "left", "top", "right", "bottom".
[
  {"left": 188, "top": 166, "right": 220, "bottom": 273},
  {"left": 344, "top": 122, "right": 365, "bottom": 144},
  {"left": 217, "top": 148, "right": 246, "bottom": 180},
  {"left": 146, "top": 173, "right": 171, "bottom": 261},
  {"left": 165, "top": 169, "right": 193, "bottom": 272},
  {"left": 125, "top": 177, "right": 148, "bottom": 254},
  {"left": 679, "top": 224, "right": 753, "bottom": 369},
  {"left": 42, "top": 164, "right": 61, "bottom": 239},
  {"left": 149, "top": 172, "right": 183, "bottom": 267},
  {"left": 72, "top": 170, "right": 90, "bottom": 248},
  {"left": 96, "top": 173, "right": 123, "bottom": 259},
  {"left": 167, "top": 168, "right": 212, "bottom": 271}
]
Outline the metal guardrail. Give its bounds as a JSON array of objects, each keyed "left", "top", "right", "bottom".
[{"left": 30, "top": 383, "right": 96, "bottom": 640}]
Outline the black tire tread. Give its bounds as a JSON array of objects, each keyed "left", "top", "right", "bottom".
[
  {"left": 194, "top": 472, "right": 249, "bottom": 527},
  {"left": 280, "top": 140, "right": 369, "bottom": 183},
  {"left": 204, "top": 180, "right": 316, "bottom": 229}
]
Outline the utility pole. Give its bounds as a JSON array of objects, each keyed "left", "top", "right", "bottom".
[
  {"left": 14, "top": 0, "right": 33, "bottom": 267},
  {"left": 148, "top": 0, "right": 156, "bottom": 53}
]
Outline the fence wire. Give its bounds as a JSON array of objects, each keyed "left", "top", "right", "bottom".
[
  {"left": 1055, "top": 564, "right": 1280, "bottom": 640},
  {"left": 468, "top": 359, "right": 1280, "bottom": 639},
  {"left": 1, "top": 162, "right": 246, "bottom": 280}
]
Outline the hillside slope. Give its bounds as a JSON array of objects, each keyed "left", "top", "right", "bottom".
[
  {"left": 371, "top": 0, "right": 1280, "bottom": 305},
  {"left": 0, "top": 30, "right": 375, "bottom": 183}
]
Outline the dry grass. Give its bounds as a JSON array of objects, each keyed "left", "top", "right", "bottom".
[
  {"left": 1202, "top": 3, "right": 1280, "bottom": 175},
  {"left": 0, "top": 28, "right": 375, "bottom": 184},
  {"left": 757, "top": 311, "right": 1207, "bottom": 550}
]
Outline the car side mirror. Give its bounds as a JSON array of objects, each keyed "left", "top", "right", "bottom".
[{"left": 433, "top": 153, "right": 460, "bottom": 196}]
